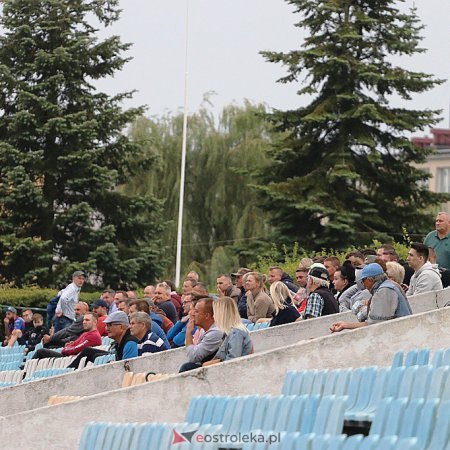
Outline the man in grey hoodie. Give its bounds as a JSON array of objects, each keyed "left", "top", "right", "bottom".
[{"left": 406, "top": 243, "right": 443, "bottom": 296}]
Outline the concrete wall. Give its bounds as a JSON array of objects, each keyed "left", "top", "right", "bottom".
[
  {"left": 1, "top": 287, "right": 448, "bottom": 417},
  {"left": 0, "top": 307, "right": 448, "bottom": 450}
]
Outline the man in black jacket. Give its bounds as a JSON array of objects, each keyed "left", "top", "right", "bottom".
[{"left": 42, "top": 302, "right": 89, "bottom": 348}]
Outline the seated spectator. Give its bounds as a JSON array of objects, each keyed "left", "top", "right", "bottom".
[
  {"left": 203, "top": 296, "right": 253, "bottom": 367},
  {"left": 217, "top": 274, "right": 240, "bottom": 303},
  {"left": 154, "top": 282, "right": 178, "bottom": 324},
  {"left": 345, "top": 251, "right": 365, "bottom": 268},
  {"left": 302, "top": 266, "right": 339, "bottom": 319},
  {"left": 386, "top": 261, "right": 407, "bottom": 292},
  {"left": 324, "top": 256, "right": 341, "bottom": 294},
  {"left": 182, "top": 278, "right": 196, "bottom": 295},
  {"left": 33, "top": 313, "right": 101, "bottom": 359},
  {"left": 268, "top": 266, "right": 298, "bottom": 293},
  {"left": 68, "top": 311, "right": 138, "bottom": 368},
  {"left": 101, "top": 289, "right": 117, "bottom": 314},
  {"left": 42, "top": 302, "right": 89, "bottom": 348},
  {"left": 428, "top": 247, "right": 450, "bottom": 288},
  {"left": 257, "top": 282, "right": 299, "bottom": 326},
  {"left": 127, "top": 291, "right": 137, "bottom": 300},
  {"left": 298, "top": 258, "right": 313, "bottom": 269},
  {"left": 129, "top": 312, "right": 169, "bottom": 355},
  {"left": 167, "top": 293, "right": 196, "bottom": 348},
  {"left": 244, "top": 272, "right": 275, "bottom": 323},
  {"left": 378, "top": 244, "right": 414, "bottom": 285},
  {"left": 406, "top": 243, "right": 443, "bottom": 296},
  {"left": 334, "top": 263, "right": 356, "bottom": 303},
  {"left": 91, "top": 299, "right": 109, "bottom": 337},
  {"left": 24, "top": 313, "right": 48, "bottom": 353},
  {"left": 128, "top": 299, "right": 170, "bottom": 348},
  {"left": 22, "top": 309, "right": 34, "bottom": 333},
  {"left": 231, "top": 267, "right": 252, "bottom": 319},
  {"left": 330, "top": 263, "right": 412, "bottom": 333},
  {"left": 117, "top": 298, "right": 131, "bottom": 315},
  {"left": 143, "top": 285, "right": 155, "bottom": 300},
  {"left": 179, "top": 298, "right": 224, "bottom": 372},
  {"left": 186, "top": 270, "right": 200, "bottom": 282},
  {"left": 294, "top": 268, "right": 308, "bottom": 310},
  {"left": 3, "top": 306, "right": 26, "bottom": 347},
  {"left": 113, "top": 291, "right": 128, "bottom": 311}
]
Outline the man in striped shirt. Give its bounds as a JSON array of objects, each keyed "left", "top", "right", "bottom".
[{"left": 129, "top": 312, "right": 169, "bottom": 355}]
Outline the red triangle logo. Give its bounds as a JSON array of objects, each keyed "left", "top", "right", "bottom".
[{"left": 172, "top": 430, "right": 187, "bottom": 444}]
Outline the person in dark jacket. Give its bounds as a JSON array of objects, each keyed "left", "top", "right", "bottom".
[
  {"left": 257, "top": 281, "right": 300, "bottom": 326},
  {"left": 232, "top": 267, "right": 252, "bottom": 319},
  {"left": 268, "top": 266, "right": 298, "bottom": 293},
  {"left": 302, "top": 265, "right": 339, "bottom": 319}
]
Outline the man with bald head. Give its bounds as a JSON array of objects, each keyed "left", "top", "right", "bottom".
[{"left": 424, "top": 212, "right": 450, "bottom": 270}]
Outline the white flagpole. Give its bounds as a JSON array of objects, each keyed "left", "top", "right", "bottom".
[{"left": 175, "top": 0, "right": 190, "bottom": 288}]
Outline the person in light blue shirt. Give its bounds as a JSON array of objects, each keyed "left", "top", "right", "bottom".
[{"left": 167, "top": 293, "right": 196, "bottom": 347}]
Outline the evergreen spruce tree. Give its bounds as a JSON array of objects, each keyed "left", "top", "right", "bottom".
[
  {"left": 261, "top": 0, "right": 446, "bottom": 249},
  {"left": 0, "top": 0, "right": 165, "bottom": 287}
]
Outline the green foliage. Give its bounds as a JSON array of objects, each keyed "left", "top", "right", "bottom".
[
  {"left": 0, "top": 287, "right": 102, "bottom": 310},
  {"left": 259, "top": 0, "right": 448, "bottom": 250},
  {"left": 0, "top": 0, "right": 166, "bottom": 287},
  {"left": 125, "top": 99, "right": 275, "bottom": 278}
]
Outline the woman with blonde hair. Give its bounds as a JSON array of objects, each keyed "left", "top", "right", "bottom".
[
  {"left": 244, "top": 272, "right": 275, "bottom": 323},
  {"left": 202, "top": 297, "right": 253, "bottom": 366},
  {"left": 257, "top": 281, "right": 300, "bottom": 326}
]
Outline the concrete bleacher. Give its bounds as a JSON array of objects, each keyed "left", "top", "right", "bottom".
[
  {"left": 0, "top": 306, "right": 448, "bottom": 449},
  {"left": 1, "top": 287, "right": 446, "bottom": 418}
]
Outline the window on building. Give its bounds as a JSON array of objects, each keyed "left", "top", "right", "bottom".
[{"left": 437, "top": 168, "right": 450, "bottom": 192}]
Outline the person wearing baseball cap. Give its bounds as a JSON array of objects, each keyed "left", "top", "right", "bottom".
[
  {"left": 91, "top": 299, "right": 109, "bottom": 336},
  {"left": 301, "top": 265, "right": 339, "bottom": 319},
  {"left": 330, "top": 263, "right": 412, "bottom": 333},
  {"left": 3, "top": 307, "right": 26, "bottom": 347},
  {"left": 51, "top": 270, "right": 86, "bottom": 333}
]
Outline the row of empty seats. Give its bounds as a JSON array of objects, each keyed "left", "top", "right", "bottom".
[{"left": 78, "top": 346, "right": 450, "bottom": 450}]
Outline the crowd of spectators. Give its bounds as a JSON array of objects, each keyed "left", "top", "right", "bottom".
[{"left": 2, "top": 212, "right": 450, "bottom": 372}]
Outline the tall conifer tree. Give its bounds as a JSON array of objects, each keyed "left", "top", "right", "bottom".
[
  {"left": 0, "top": 0, "right": 165, "bottom": 287},
  {"left": 261, "top": 0, "right": 446, "bottom": 249}
]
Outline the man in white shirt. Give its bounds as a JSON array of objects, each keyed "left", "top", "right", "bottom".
[{"left": 53, "top": 270, "right": 86, "bottom": 332}]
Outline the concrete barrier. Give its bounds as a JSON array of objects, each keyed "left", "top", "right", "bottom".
[
  {"left": 0, "top": 307, "right": 448, "bottom": 450},
  {"left": 1, "top": 287, "right": 448, "bottom": 417}
]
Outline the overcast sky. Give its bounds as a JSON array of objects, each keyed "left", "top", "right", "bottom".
[{"left": 97, "top": 0, "right": 450, "bottom": 133}]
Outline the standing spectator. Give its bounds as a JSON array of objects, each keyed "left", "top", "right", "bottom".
[
  {"left": 244, "top": 272, "right": 275, "bottom": 323},
  {"left": 258, "top": 281, "right": 300, "bottom": 326},
  {"left": 216, "top": 274, "right": 240, "bottom": 303},
  {"left": 101, "top": 289, "right": 117, "bottom": 314},
  {"left": 303, "top": 266, "right": 339, "bottom": 319},
  {"left": 424, "top": 211, "right": 450, "bottom": 270},
  {"left": 406, "top": 243, "right": 443, "bottom": 296},
  {"left": 268, "top": 266, "right": 298, "bottom": 293},
  {"left": 232, "top": 267, "right": 252, "bottom": 319},
  {"left": 53, "top": 270, "right": 86, "bottom": 332},
  {"left": 129, "top": 312, "right": 169, "bottom": 355},
  {"left": 33, "top": 313, "right": 101, "bottom": 359},
  {"left": 153, "top": 282, "right": 178, "bottom": 324},
  {"left": 203, "top": 297, "right": 253, "bottom": 367},
  {"left": 179, "top": 298, "right": 224, "bottom": 372},
  {"left": 3, "top": 307, "right": 26, "bottom": 347},
  {"left": 92, "top": 299, "right": 109, "bottom": 337}
]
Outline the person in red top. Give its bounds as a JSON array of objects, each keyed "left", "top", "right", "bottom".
[
  {"left": 33, "top": 313, "right": 101, "bottom": 360},
  {"left": 92, "top": 299, "right": 109, "bottom": 337}
]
